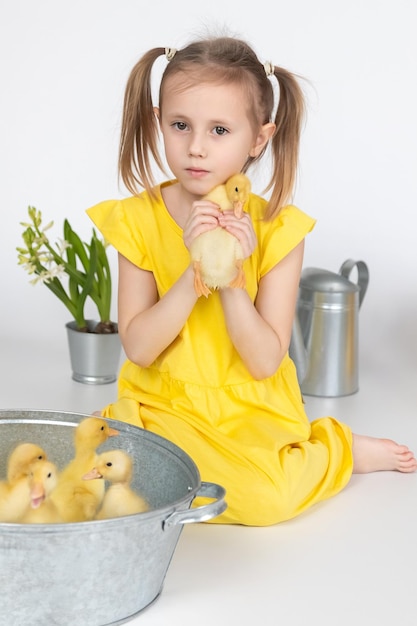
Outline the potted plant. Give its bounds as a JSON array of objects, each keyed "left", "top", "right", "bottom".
[{"left": 17, "top": 206, "right": 121, "bottom": 384}]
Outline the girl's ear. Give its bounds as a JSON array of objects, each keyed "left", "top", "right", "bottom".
[
  {"left": 249, "top": 122, "right": 276, "bottom": 158},
  {"left": 153, "top": 107, "right": 161, "bottom": 126}
]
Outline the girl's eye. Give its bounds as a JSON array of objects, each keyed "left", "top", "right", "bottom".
[
  {"left": 213, "top": 126, "right": 228, "bottom": 136},
  {"left": 173, "top": 121, "right": 188, "bottom": 131}
]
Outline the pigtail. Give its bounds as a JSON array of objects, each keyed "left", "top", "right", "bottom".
[
  {"left": 118, "top": 47, "right": 167, "bottom": 197},
  {"left": 265, "top": 66, "right": 305, "bottom": 220}
]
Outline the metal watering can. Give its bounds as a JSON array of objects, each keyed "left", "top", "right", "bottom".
[{"left": 289, "top": 259, "right": 369, "bottom": 397}]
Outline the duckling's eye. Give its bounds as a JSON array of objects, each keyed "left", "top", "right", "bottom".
[
  {"left": 106, "top": 462, "right": 113, "bottom": 467},
  {"left": 38, "top": 455, "right": 44, "bottom": 460},
  {"left": 47, "top": 472, "right": 52, "bottom": 478},
  {"left": 100, "top": 426, "right": 105, "bottom": 431}
]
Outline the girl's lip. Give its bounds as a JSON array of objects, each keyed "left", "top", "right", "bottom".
[{"left": 186, "top": 168, "right": 209, "bottom": 178}]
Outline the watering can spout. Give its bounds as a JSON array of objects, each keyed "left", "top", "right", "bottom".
[{"left": 289, "top": 315, "right": 308, "bottom": 384}]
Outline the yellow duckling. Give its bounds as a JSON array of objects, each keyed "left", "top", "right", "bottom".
[
  {"left": 0, "top": 442, "right": 48, "bottom": 523},
  {"left": 83, "top": 449, "right": 149, "bottom": 520},
  {"left": 189, "top": 173, "right": 252, "bottom": 298},
  {"left": 5, "top": 442, "right": 47, "bottom": 483},
  {"left": 20, "top": 460, "right": 63, "bottom": 524},
  {"left": 50, "top": 416, "right": 119, "bottom": 522}
]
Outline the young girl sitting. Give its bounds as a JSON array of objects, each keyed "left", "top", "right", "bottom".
[{"left": 87, "top": 36, "right": 416, "bottom": 526}]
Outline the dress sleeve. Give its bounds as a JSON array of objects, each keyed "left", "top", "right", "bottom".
[
  {"left": 259, "top": 205, "right": 316, "bottom": 276},
  {"left": 86, "top": 198, "right": 152, "bottom": 271}
]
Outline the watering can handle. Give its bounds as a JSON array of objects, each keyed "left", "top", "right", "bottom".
[{"left": 339, "top": 259, "right": 369, "bottom": 307}]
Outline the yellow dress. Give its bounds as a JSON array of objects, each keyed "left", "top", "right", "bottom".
[{"left": 87, "top": 182, "right": 353, "bottom": 526}]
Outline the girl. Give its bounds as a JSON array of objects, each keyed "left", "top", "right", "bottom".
[{"left": 87, "top": 36, "right": 416, "bottom": 526}]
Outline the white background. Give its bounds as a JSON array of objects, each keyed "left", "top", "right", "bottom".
[
  {"left": 1, "top": 0, "right": 416, "bottom": 371},
  {"left": 1, "top": 5, "right": 417, "bottom": 624}
]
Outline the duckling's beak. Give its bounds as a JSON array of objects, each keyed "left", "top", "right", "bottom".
[
  {"left": 82, "top": 468, "right": 103, "bottom": 481},
  {"left": 108, "top": 427, "right": 119, "bottom": 437},
  {"left": 30, "top": 484, "right": 45, "bottom": 509},
  {"left": 233, "top": 201, "right": 243, "bottom": 218}
]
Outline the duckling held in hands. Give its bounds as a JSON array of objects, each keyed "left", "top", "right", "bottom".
[
  {"left": 20, "top": 460, "right": 63, "bottom": 524},
  {"left": 51, "top": 416, "right": 119, "bottom": 522},
  {"left": 189, "top": 173, "right": 252, "bottom": 298},
  {"left": 0, "top": 442, "right": 48, "bottom": 523},
  {"left": 83, "top": 449, "right": 149, "bottom": 520}
]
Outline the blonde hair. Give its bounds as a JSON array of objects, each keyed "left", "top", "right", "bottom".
[{"left": 119, "top": 36, "right": 305, "bottom": 220}]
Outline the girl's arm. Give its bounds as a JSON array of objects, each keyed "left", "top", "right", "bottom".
[
  {"left": 117, "top": 253, "right": 198, "bottom": 367},
  {"left": 117, "top": 195, "right": 224, "bottom": 367},
  {"left": 218, "top": 210, "right": 304, "bottom": 380}
]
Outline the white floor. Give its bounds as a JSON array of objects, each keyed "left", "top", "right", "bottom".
[{"left": 1, "top": 333, "right": 416, "bottom": 626}]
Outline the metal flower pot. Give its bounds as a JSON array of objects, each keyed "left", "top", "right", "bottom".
[
  {"left": 0, "top": 409, "right": 227, "bottom": 626},
  {"left": 66, "top": 320, "right": 122, "bottom": 384}
]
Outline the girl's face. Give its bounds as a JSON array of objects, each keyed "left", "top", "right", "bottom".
[{"left": 157, "top": 77, "right": 274, "bottom": 198}]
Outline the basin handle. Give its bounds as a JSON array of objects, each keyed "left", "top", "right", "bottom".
[{"left": 163, "top": 482, "right": 227, "bottom": 529}]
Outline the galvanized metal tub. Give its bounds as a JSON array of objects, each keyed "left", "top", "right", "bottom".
[{"left": 0, "top": 409, "right": 227, "bottom": 626}]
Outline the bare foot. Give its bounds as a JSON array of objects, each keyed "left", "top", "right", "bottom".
[
  {"left": 92, "top": 410, "right": 103, "bottom": 417},
  {"left": 352, "top": 434, "right": 417, "bottom": 474}
]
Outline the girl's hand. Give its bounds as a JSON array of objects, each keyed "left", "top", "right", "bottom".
[
  {"left": 217, "top": 210, "right": 257, "bottom": 259},
  {"left": 183, "top": 200, "right": 221, "bottom": 251}
]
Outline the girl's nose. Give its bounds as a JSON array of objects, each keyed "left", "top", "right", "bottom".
[{"left": 188, "top": 134, "right": 207, "bottom": 158}]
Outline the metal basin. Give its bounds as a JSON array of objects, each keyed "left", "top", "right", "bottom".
[{"left": 0, "top": 409, "right": 226, "bottom": 626}]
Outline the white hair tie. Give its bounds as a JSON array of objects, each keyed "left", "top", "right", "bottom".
[
  {"left": 165, "top": 48, "right": 177, "bottom": 62},
  {"left": 263, "top": 61, "right": 275, "bottom": 77}
]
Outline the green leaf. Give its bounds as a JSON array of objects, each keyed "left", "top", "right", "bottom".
[{"left": 17, "top": 206, "right": 114, "bottom": 330}]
